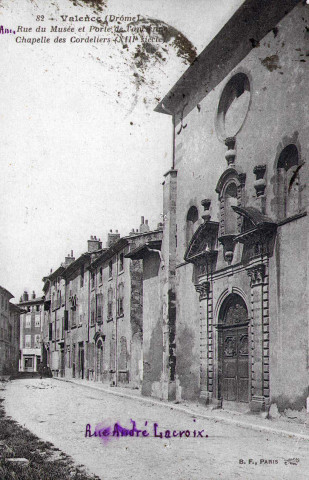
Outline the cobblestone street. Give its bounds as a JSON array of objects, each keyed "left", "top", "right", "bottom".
[{"left": 2, "top": 379, "right": 309, "bottom": 480}]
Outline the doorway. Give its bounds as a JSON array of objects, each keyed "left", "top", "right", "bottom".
[
  {"left": 218, "top": 294, "right": 249, "bottom": 403},
  {"left": 79, "top": 342, "right": 84, "bottom": 379},
  {"left": 96, "top": 339, "right": 104, "bottom": 382}
]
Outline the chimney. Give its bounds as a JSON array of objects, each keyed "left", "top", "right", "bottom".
[
  {"left": 106, "top": 229, "right": 121, "bottom": 248},
  {"left": 65, "top": 251, "right": 76, "bottom": 265},
  {"left": 140, "top": 216, "right": 150, "bottom": 233},
  {"left": 88, "top": 235, "right": 103, "bottom": 253},
  {"left": 23, "top": 291, "right": 29, "bottom": 302},
  {"left": 32, "top": 291, "right": 36, "bottom": 299}
]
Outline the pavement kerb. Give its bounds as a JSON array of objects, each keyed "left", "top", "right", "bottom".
[{"left": 53, "top": 377, "right": 309, "bottom": 442}]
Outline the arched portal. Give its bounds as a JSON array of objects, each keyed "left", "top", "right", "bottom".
[
  {"left": 218, "top": 294, "right": 249, "bottom": 403},
  {"left": 96, "top": 338, "right": 104, "bottom": 382}
]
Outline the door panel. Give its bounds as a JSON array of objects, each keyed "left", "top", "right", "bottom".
[{"left": 222, "top": 327, "right": 249, "bottom": 403}]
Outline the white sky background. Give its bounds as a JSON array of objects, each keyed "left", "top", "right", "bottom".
[{"left": 0, "top": 0, "right": 243, "bottom": 300}]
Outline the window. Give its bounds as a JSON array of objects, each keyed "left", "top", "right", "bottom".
[
  {"left": 56, "top": 290, "right": 61, "bottom": 309},
  {"left": 91, "top": 296, "right": 95, "bottom": 326},
  {"left": 35, "top": 317, "right": 40, "bottom": 328},
  {"left": 186, "top": 206, "right": 199, "bottom": 246},
  {"left": 8, "top": 325, "right": 12, "bottom": 343},
  {"left": 224, "top": 182, "right": 238, "bottom": 234},
  {"left": 56, "top": 320, "right": 60, "bottom": 340},
  {"left": 80, "top": 265, "right": 84, "bottom": 288},
  {"left": 119, "top": 336, "right": 127, "bottom": 371},
  {"left": 109, "top": 260, "right": 113, "bottom": 278},
  {"left": 25, "top": 335, "right": 31, "bottom": 348},
  {"left": 217, "top": 72, "right": 250, "bottom": 140},
  {"left": 99, "top": 267, "right": 103, "bottom": 284},
  {"left": 119, "top": 253, "right": 124, "bottom": 272},
  {"left": 96, "top": 293, "right": 103, "bottom": 323},
  {"left": 108, "top": 287, "right": 113, "bottom": 319},
  {"left": 36, "top": 305, "right": 40, "bottom": 312},
  {"left": 276, "top": 144, "right": 303, "bottom": 220},
  {"left": 49, "top": 323, "right": 53, "bottom": 341},
  {"left": 25, "top": 317, "right": 31, "bottom": 328},
  {"left": 91, "top": 272, "right": 95, "bottom": 290},
  {"left": 27, "top": 306, "right": 31, "bottom": 312},
  {"left": 67, "top": 345, "right": 71, "bottom": 368},
  {"left": 34, "top": 334, "right": 40, "bottom": 348},
  {"left": 71, "top": 309, "right": 77, "bottom": 327},
  {"left": 117, "top": 282, "right": 124, "bottom": 316}
]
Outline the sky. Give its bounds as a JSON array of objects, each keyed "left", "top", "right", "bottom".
[{"left": 0, "top": 0, "right": 244, "bottom": 300}]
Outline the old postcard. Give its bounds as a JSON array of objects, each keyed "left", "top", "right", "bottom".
[{"left": 0, "top": 0, "right": 308, "bottom": 479}]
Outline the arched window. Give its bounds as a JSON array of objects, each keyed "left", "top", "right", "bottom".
[
  {"left": 186, "top": 206, "right": 199, "bottom": 245},
  {"left": 277, "top": 144, "right": 302, "bottom": 219},
  {"left": 224, "top": 182, "right": 238, "bottom": 234}
]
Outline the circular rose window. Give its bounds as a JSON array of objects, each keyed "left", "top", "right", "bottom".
[{"left": 216, "top": 73, "right": 251, "bottom": 140}]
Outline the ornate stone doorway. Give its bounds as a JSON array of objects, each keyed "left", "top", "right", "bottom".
[{"left": 218, "top": 294, "right": 249, "bottom": 403}]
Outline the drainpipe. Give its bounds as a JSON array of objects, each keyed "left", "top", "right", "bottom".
[{"left": 115, "top": 254, "right": 119, "bottom": 386}]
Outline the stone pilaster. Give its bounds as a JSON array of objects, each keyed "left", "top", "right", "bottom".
[
  {"left": 195, "top": 282, "right": 210, "bottom": 402},
  {"left": 207, "top": 286, "right": 214, "bottom": 399},
  {"left": 246, "top": 262, "right": 269, "bottom": 411}
]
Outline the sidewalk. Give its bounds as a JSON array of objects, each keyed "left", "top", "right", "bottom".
[{"left": 53, "top": 377, "right": 309, "bottom": 442}]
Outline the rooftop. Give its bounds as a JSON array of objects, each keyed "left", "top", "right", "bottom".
[{"left": 155, "top": 0, "right": 300, "bottom": 120}]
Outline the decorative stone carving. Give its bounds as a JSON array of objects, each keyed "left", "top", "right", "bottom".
[
  {"left": 239, "top": 335, "right": 249, "bottom": 355},
  {"left": 224, "top": 137, "right": 236, "bottom": 167},
  {"left": 246, "top": 264, "right": 266, "bottom": 286},
  {"left": 239, "top": 172, "right": 246, "bottom": 187},
  {"left": 253, "top": 165, "right": 266, "bottom": 197},
  {"left": 224, "top": 336, "right": 236, "bottom": 357},
  {"left": 184, "top": 221, "right": 219, "bottom": 275},
  {"left": 218, "top": 234, "right": 236, "bottom": 264},
  {"left": 224, "top": 302, "right": 248, "bottom": 325},
  {"left": 195, "top": 281, "right": 210, "bottom": 301},
  {"left": 201, "top": 199, "right": 211, "bottom": 222}
]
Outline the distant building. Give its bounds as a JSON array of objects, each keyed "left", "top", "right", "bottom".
[
  {"left": 18, "top": 291, "right": 44, "bottom": 373},
  {"left": 0, "top": 286, "right": 20, "bottom": 376},
  {"left": 88, "top": 219, "right": 162, "bottom": 388},
  {"left": 41, "top": 220, "right": 163, "bottom": 387}
]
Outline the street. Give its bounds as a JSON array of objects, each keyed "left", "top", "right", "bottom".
[{"left": 3, "top": 379, "right": 309, "bottom": 480}]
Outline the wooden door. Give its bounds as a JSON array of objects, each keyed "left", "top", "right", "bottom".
[{"left": 222, "top": 326, "right": 248, "bottom": 402}]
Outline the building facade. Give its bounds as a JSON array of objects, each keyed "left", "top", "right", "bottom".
[
  {"left": 41, "top": 221, "right": 162, "bottom": 389},
  {"left": 89, "top": 221, "right": 162, "bottom": 388},
  {"left": 0, "top": 286, "right": 20, "bottom": 376},
  {"left": 141, "top": 0, "right": 308, "bottom": 411},
  {"left": 18, "top": 291, "right": 44, "bottom": 373}
]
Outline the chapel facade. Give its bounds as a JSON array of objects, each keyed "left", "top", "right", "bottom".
[{"left": 151, "top": 0, "right": 308, "bottom": 411}]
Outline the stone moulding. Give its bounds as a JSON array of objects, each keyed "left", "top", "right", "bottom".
[
  {"left": 232, "top": 206, "right": 277, "bottom": 246},
  {"left": 194, "top": 281, "right": 210, "bottom": 301},
  {"left": 246, "top": 263, "right": 266, "bottom": 287},
  {"left": 184, "top": 221, "right": 219, "bottom": 275}
]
